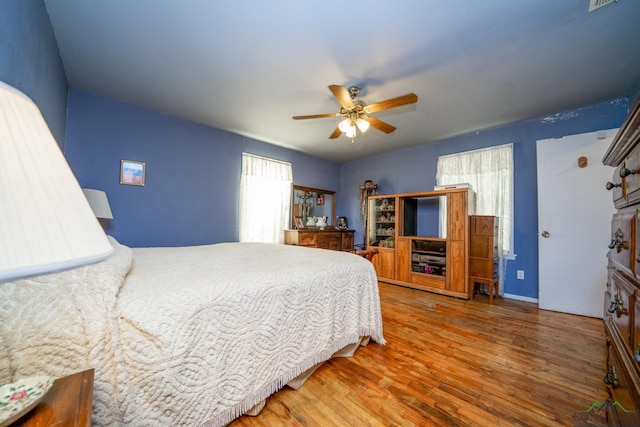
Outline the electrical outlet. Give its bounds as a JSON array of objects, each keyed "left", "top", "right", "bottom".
[{"left": 517, "top": 270, "right": 525, "bottom": 280}]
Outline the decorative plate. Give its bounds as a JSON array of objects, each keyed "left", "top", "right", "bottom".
[{"left": 0, "top": 376, "right": 55, "bottom": 427}]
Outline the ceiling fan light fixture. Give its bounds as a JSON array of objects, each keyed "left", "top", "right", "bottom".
[
  {"left": 338, "top": 118, "right": 352, "bottom": 133},
  {"left": 356, "top": 118, "right": 370, "bottom": 133},
  {"left": 292, "top": 84, "right": 418, "bottom": 141},
  {"left": 345, "top": 125, "right": 357, "bottom": 138}
]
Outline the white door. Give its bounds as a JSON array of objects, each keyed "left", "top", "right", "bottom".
[{"left": 537, "top": 129, "right": 617, "bottom": 318}]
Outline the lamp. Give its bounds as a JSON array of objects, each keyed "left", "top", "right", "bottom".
[
  {"left": 82, "top": 189, "right": 114, "bottom": 219},
  {"left": 338, "top": 118, "right": 351, "bottom": 133},
  {"left": 356, "top": 118, "right": 370, "bottom": 133},
  {"left": 0, "top": 81, "right": 113, "bottom": 282},
  {"left": 339, "top": 113, "right": 370, "bottom": 142},
  {"left": 345, "top": 125, "right": 357, "bottom": 138}
]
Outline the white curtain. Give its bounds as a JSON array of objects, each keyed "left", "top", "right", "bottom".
[
  {"left": 239, "top": 153, "right": 293, "bottom": 243},
  {"left": 436, "top": 143, "right": 513, "bottom": 294}
]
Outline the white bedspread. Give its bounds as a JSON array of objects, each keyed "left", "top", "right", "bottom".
[{"left": 0, "top": 238, "right": 385, "bottom": 426}]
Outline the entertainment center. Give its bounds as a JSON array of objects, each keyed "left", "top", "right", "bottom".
[{"left": 367, "top": 188, "right": 476, "bottom": 299}]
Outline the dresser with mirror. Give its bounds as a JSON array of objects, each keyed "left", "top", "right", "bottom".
[{"left": 284, "top": 185, "right": 354, "bottom": 251}]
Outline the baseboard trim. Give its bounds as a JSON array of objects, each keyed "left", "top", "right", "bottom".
[{"left": 503, "top": 293, "right": 539, "bottom": 304}]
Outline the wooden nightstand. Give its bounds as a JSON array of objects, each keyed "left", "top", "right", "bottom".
[{"left": 13, "top": 369, "right": 94, "bottom": 427}]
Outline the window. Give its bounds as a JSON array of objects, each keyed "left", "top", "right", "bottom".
[
  {"left": 239, "top": 153, "right": 293, "bottom": 243},
  {"left": 436, "top": 144, "right": 514, "bottom": 294},
  {"left": 436, "top": 143, "right": 513, "bottom": 254}
]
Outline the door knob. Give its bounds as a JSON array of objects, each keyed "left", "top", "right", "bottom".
[{"left": 541, "top": 231, "right": 550, "bottom": 238}]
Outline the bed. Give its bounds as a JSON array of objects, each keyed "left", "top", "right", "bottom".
[{"left": 0, "top": 236, "right": 385, "bottom": 426}]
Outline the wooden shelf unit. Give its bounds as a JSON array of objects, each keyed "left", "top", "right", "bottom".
[{"left": 367, "top": 188, "right": 475, "bottom": 299}]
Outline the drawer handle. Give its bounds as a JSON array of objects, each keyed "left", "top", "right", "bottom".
[
  {"left": 608, "top": 293, "right": 627, "bottom": 318},
  {"left": 608, "top": 228, "right": 625, "bottom": 252},
  {"left": 620, "top": 166, "right": 637, "bottom": 178},
  {"left": 603, "top": 364, "right": 619, "bottom": 389},
  {"left": 606, "top": 181, "right": 621, "bottom": 190}
]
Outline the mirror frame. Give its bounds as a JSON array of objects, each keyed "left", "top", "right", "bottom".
[{"left": 291, "top": 184, "right": 336, "bottom": 229}]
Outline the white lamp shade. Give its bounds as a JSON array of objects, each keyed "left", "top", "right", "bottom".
[
  {"left": 83, "top": 189, "right": 113, "bottom": 219},
  {"left": 338, "top": 118, "right": 351, "bottom": 133},
  {"left": 356, "top": 118, "right": 370, "bottom": 133},
  {"left": 0, "top": 81, "right": 113, "bottom": 282}
]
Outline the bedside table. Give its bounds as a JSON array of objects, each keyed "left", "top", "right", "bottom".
[{"left": 13, "top": 369, "right": 94, "bottom": 426}]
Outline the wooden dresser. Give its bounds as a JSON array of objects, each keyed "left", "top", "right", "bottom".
[
  {"left": 602, "top": 96, "right": 640, "bottom": 423},
  {"left": 284, "top": 229, "right": 355, "bottom": 251}
]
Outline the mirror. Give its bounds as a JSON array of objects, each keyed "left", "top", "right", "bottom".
[{"left": 291, "top": 185, "right": 336, "bottom": 229}]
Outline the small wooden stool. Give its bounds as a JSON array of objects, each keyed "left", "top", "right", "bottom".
[{"left": 471, "top": 276, "right": 498, "bottom": 304}]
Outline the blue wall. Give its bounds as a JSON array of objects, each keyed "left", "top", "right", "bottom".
[
  {"left": 0, "top": 0, "right": 68, "bottom": 146},
  {"left": 339, "top": 99, "right": 631, "bottom": 299},
  {"left": 2, "top": 0, "right": 638, "bottom": 299},
  {"left": 64, "top": 89, "right": 341, "bottom": 248}
]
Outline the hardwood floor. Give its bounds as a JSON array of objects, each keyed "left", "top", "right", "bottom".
[{"left": 230, "top": 283, "right": 607, "bottom": 426}]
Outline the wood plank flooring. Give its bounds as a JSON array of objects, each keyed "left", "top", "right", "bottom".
[{"left": 230, "top": 283, "right": 607, "bottom": 426}]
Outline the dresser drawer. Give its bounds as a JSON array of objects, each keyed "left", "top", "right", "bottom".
[
  {"left": 605, "top": 268, "right": 614, "bottom": 320},
  {"left": 610, "top": 165, "right": 626, "bottom": 209},
  {"left": 633, "top": 295, "right": 640, "bottom": 371},
  {"left": 634, "top": 211, "right": 640, "bottom": 283},
  {"left": 607, "top": 270, "right": 636, "bottom": 350},
  {"left": 296, "top": 231, "right": 318, "bottom": 247},
  {"left": 284, "top": 230, "right": 352, "bottom": 252},
  {"left": 315, "top": 232, "right": 342, "bottom": 250},
  {"left": 609, "top": 212, "right": 635, "bottom": 277},
  {"left": 625, "top": 150, "right": 640, "bottom": 206},
  {"left": 604, "top": 327, "right": 639, "bottom": 424}
]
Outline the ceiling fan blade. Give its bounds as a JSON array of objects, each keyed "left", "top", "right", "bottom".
[
  {"left": 328, "top": 85, "right": 354, "bottom": 109},
  {"left": 329, "top": 126, "right": 342, "bottom": 139},
  {"left": 292, "top": 113, "right": 338, "bottom": 120},
  {"left": 363, "top": 116, "right": 396, "bottom": 134},
  {"left": 364, "top": 93, "right": 418, "bottom": 113}
]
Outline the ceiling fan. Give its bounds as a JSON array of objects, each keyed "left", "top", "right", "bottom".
[{"left": 292, "top": 85, "right": 418, "bottom": 142}]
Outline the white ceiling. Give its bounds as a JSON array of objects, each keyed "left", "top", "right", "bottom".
[{"left": 44, "top": 0, "right": 640, "bottom": 163}]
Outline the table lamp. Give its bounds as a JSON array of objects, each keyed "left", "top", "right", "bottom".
[
  {"left": 0, "top": 81, "right": 113, "bottom": 282},
  {"left": 82, "top": 189, "right": 113, "bottom": 219}
]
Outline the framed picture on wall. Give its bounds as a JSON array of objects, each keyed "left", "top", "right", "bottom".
[{"left": 120, "top": 160, "right": 146, "bottom": 186}]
